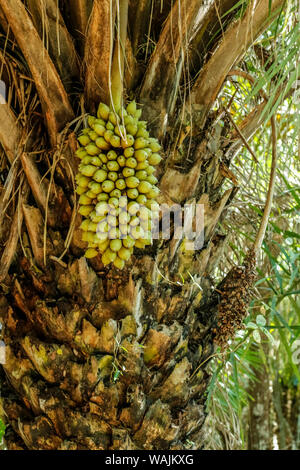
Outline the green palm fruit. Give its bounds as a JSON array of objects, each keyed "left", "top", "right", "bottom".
[
  {"left": 98, "top": 239, "right": 110, "bottom": 252},
  {"left": 95, "top": 201, "right": 109, "bottom": 216},
  {"left": 81, "top": 232, "right": 90, "bottom": 242},
  {"left": 88, "top": 181, "right": 102, "bottom": 193},
  {"left": 108, "top": 111, "right": 119, "bottom": 126},
  {"left": 116, "top": 179, "right": 126, "bottom": 190},
  {"left": 124, "top": 147, "right": 135, "bottom": 158},
  {"left": 93, "top": 169, "right": 107, "bottom": 183},
  {"left": 126, "top": 157, "right": 137, "bottom": 168},
  {"left": 110, "top": 189, "right": 122, "bottom": 199},
  {"left": 118, "top": 107, "right": 128, "bottom": 118},
  {"left": 126, "top": 101, "right": 137, "bottom": 115},
  {"left": 88, "top": 115, "right": 96, "bottom": 127},
  {"left": 118, "top": 196, "right": 128, "bottom": 209},
  {"left": 146, "top": 200, "right": 160, "bottom": 211},
  {"left": 146, "top": 165, "right": 156, "bottom": 174},
  {"left": 127, "top": 201, "right": 139, "bottom": 215},
  {"left": 136, "top": 161, "right": 149, "bottom": 170},
  {"left": 136, "top": 194, "right": 148, "bottom": 205},
  {"left": 146, "top": 175, "right": 158, "bottom": 185},
  {"left": 149, "top": 138, "right": 161, "bottom": 152},
  {"left": 134, "top": 240, "right": 146, "bottom": 249},
  {"left": 76, "top": 148, "right": 87, "bottom": 159},
  {"left": 110, "top": 239, "right": 122, "bottom": 252},
  {"left": 114, "top": 125, "right": 126, "bottom": 137},
  {"left": 117, "top": 155, "right": 126, "bottom": 167},
  {"left": 122, "top": 167, "right": 135, "bottom": 178},
  {"left": 134, "top": 137, "right": 148, "bottom": 150},
  {"left": 134, "top": 108, "right": 142, "bottom": 119},
  {"left": 138, "top": 206, "right": 150, "bottom": 221},
  {"left": 134, "top": 149, "right": 148, "bottom": 162},
  {"left": 96, "top": 136, "right": 110, "bottom": 150},
  {"left": 85, "top": 190, "right": 97, "bottom": 200},
  {"left": 121, "top": 134, "right": 134, "bottom": 148},
  {"left": 82, "top": 231, "right": 95, "bottom": 243},
  {"left": 101, "top": 251, "right": 111, "bottom": 266},
  {"left": 122, "top": 236, "right": 135, "bottom": 249},
  {"left": 119, "top": 224, "right": 128, "bottom": 236},
  {"left": 77, "top": 175, "right": 90, "bottom": 187},
  {"left": 85, "top": 248, "right": 98, "bottom": 258},
  {"left": 147, "top": 186, "right": 160, "bottom": 198},
  {"left": 129, "top": 216, "right": 140, "bottom": 227},
  {"left": 88, "top": 222, "right": 98, "bottom": 232},
  {"left": 88, "top": 130, "right": 98, "bottom": 141},
  {"left": 100, "top": 153, "right": 108, "bottom": 164},
  {"left": 80, "top": 219, "right": 90, "bottom": 231},
  {"left": 90, "top": 212, "right": 105, "bottom": 223},
  {"left": 110, "top": 135, "right": 121, "bottom": 147},
  {"left": 97, "top": 103, "right": 110, "bottom": 120},
  {"left": 95, "top": 230, "right": 108, "bottom": 242},
  {"left": 142, "top": 231, "right": 152, "bottom": 245},
  {"left": 135, "top": 170, "right": 148, "bottom": 181},
  {"left": 81, "top": 165, "right": 97, "bottom": 177},
  {"left": 94, "top": 118, "right": 106, "bottom": 127},
  {"left": 118, "top": 246, "right": 131, "bottom": 261},
  {"left": 97, "top": 193, "right": 109, "bottom": 201},
  {"left": 76, "top": 186, "right": 87, "bottom": 195},
  {"left": 148, "top": 153, "right": 162, "bottom": 165},
  {"left": 126, "top": 123, "right": 138, "bottom": 136},
  {"left": 78, "top": 134, "right": 90, "bottom": 146},
  {"left": 126, "top": 176, "right": 139, "bottom": 188},
  {"left": 107, "top": 160, "right": 120, "bottom": 172},
  {"left": 106, "top": 121, "right": 114, "bottom": 131},
  {"left": 103, "top": 130, "right": 114, "bottom": 143},
  {"left": 106, "top": 248, "right": 117, "bottom": 262},
  {"left": 127, "top": 188, "right": 139, "bottom": 199},
  {"left": 131, "top": 225, "right": 145, "bottom": 240},
  {"left": 97, "top": 220, "right": 109, "bottom": 233},
  {"left": 119, "top": 211, "right": 130, "bottom": 225},
  {"left": 124, "top": 112, "right": 135, "bottom": 123},
  {"left": 113, "top": 257, "right": 125, "bottom": 270},
  {"left": 138, "top": 120, "right": 147, "bottom": 128},
  {"left": 86, "top": 144, "right": 100, "bottom": 156},
  {"left": 107, "top": 211, "right": 117, "bottom": 224},
  {"left": 108, "top": 197, "right": 119, "bottom": 208},
  {"left": 81, "top": 156, "right": 93, "bottom": 165},
  {"left": 107, "top": 150, "right": 118, "bottom": 160},
  {"left": 136, "top": 128, "right": 149, "bottom": 139},
  {"left": 109, "top": 226, "right": 121, "bottom": 239},
  {"left": 87, "top": 243, "right": 98, "bottom": 249},
  {"left": 108, "top": 172, "right": 118, "bottom": 182},
  {"left": 94, "top": 123, "right": 106, "bottom": 136},
  {"left": 138, "top": 181, "right": 152, "bottom": 194},
  {"left": 90, "top": 157, "right": 102, "bottom": 166}
]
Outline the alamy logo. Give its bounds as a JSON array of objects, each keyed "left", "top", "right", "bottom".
[
  {"left": 292, "top": 339, "right": 300, "bottom": 366},
  {"left": 292, "top": 80, "right": 300, "bottom": 104},
  {"left": 0, "top": 80, "right": 6, "bottom": 104},
  {"left": 94, "top": 198, "right": 205, "bottom": 250}
]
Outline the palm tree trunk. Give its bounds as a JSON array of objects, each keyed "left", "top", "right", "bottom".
[{"left": 0, "top": 0, "right": 287, "bottom": 450}]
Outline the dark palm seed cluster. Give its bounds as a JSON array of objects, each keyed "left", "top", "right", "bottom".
[{"left": 213, "top": 250, "right": 257, "bottom": 349}]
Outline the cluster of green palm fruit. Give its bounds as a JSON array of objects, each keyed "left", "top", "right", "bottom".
[{"left": 75, "top": 101, "right": 162, "bottom": 269}]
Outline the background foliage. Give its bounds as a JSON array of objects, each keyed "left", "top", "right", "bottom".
[{"left": 203, "top": 2, "right": 300, "bottom": 448}]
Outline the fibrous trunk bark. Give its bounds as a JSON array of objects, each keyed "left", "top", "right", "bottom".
[{"left": 0, "top": 0, "right": 286, "bottom": 450}]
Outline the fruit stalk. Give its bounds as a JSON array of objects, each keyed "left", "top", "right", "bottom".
[{"left": 110, "top": 0, "right": 129, "bottom": 112}]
